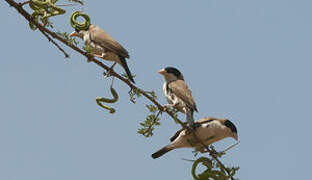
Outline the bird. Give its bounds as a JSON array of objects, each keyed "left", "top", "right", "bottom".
[
  {"left": 70, "top": 25, "right": 135, "bottom": 83},
  {"left": 151, "top": 118, "right": 238, "bottom": 159},
  {"left": 158, "top": 67, "right": 197, "bottom": 127}
]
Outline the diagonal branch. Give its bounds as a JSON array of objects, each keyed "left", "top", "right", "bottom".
[
  {"left": 4, "top": 0, "right": 234, "bottom": 179},
  {"left": 5, "top": 0, "right": 183, "bottom": 128}
]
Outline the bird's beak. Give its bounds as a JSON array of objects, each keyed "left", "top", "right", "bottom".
[
  {"left": 158, "top": 69, "right": 166, "bottom": 75},
  {"left": 233, "top": 134, "right": 238, "bottom": 141},
  {"left": 69, "top": 31, "right": 79, "bottom": 38}
]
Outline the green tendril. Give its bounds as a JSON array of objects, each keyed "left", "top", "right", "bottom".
[
  {"left": 192, "top": 157, "right": 211, "bottom": 180},
  {"left": 29, "top": 0, "right": 66, "bottom": 30},
  {"left": 70, "top": 11, "right": 90, "bottom": 31},
  {"left": 95, "top": 87, "right": 119, "bottom": 114},
  {"left": 192, "top": 157, "right": 228, "bottom": 180}
]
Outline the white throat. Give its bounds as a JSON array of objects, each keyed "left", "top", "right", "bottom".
[{"left": 80, "top": 30, "right": 91, "bottom": 44}]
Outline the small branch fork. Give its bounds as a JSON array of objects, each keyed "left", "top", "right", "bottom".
[
  {"left": 19, "top": 0, "right": 30, "bottom": 6},
  {"left": 40, "top": 30, "right": 70, "bottom": 58},
  {"left": 5, "top": 0, "right": 234, "bottom": 179}
]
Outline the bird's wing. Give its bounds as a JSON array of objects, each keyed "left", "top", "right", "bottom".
[
  {"left": 197, "top": 118, "right": 214, "bottom": 124},
  {"left": 168, "top": 80, "right": 198, "bottom": 111},
  {"left": 89, "top": 25, "right": 129, "bottom": 58},
  {"left": 170, "top": 129, "right": 183, "bottom": 142}
]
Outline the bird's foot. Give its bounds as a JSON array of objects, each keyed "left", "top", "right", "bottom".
[
  {"left": 162, "top": 105, "right": 168, "bottom": 112},
  {"left": 187, "top": 123, "right": 196, "bottom": 130},
  {"left": 165, "top": 104, "right": 176, "bottom": 109},
  {"left": 209, "top": 148, "right": 218, "bottom": 156},
  {"left": 103, "top": 63, "right": 117, "bottom": 78},
  {"left": 199, "top": 147, "right": 217, "bottom": 155},
  {"left": 162, "top": 104, "right": 175, "bottom": 112},
  {"left": 207, "top": 146, "right": 224, "bottom": 157},
  {"left": 87, "top": 56, "right": 93, "bottom": 62},
  {"left": 94, "top": 53, "right": 106, "bottom": 59},
  {"left": 103, "top": 70, "right": 112, "bottom": 78},
  {"left": 199, "top": 147, "right": 209, "bottom": 153}
]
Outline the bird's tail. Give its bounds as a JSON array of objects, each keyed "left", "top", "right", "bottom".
[
  {"left": 119, "top": 56, "right": 135, "bottom": 83},
  {"left": 186, "top": 109, "right": 194, "bottom": 127},
  {"left": 151, "top": 145, "right": 174, "bottom": 159}
]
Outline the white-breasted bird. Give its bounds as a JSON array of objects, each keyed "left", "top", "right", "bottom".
[
  {"left": 70, "top": 25, "right": 135, "bottom": 83},
  {"left": 158, "top": 67, "right": 197, "bottom": 127},
  {"left": 151, "top": 118, "right": 238, "bottom": 159}
]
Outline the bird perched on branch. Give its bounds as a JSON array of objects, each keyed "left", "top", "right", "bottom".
[
  {"left": 151, "top": 118, "right": 238, "bottom": 159},
  {"left": 159, "top": 67, "right": 197, "bottom": 127},
  {"left": 70, "top": 25, "right": 135, "bottom": 83}
]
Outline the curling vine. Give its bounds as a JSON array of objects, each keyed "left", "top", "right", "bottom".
[
  {"left": 29, "top": 0, "right": 66, "bottom": 30},
  {"left": 70, "top": 11, "right": 90, "bottom": 31}
]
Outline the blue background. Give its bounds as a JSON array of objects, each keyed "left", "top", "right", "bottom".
[{"left": 1, "top": 0, "right": 312, "bottom": 179}]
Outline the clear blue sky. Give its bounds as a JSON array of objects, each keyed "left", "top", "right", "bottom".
[{"left": 1, "top": 0, "right": 312, "bottom": 179}]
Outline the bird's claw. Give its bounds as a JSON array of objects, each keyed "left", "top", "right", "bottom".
[
  {"left": 103, "top": 71, "right": 110, "bottom": 77},
  {"left": 162, "top": 105, "right": 168, "bottom": 112},
  {"left": 103, "top": 70, "right": 112, "bottom": 78},
  {"left": 208, "top": 147, "right": 223, "bottom": 157},
  {"left": 103, "top": 62, "right": 117, "bottom": 78},
  {"left": 187, "top": 123, "right": 196, "bottom": 130},
  {"left": 162, "top": 104, "right": 175, "bottom": 111},
  {"left": 87, "top": 56, "right": 93, "bottom": 62},
  {"left": 103, "top": 66, "right": 116, "bottom": 78},
  {"left": 94, "top": 53, "right": 106, "bottom": 58},
  {"left": 198, "top": 147, "right": 209, "bottom": 153}
]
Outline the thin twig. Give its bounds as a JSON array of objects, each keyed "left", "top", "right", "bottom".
[
  {"left": 181, "top": 158, "right": 195, "bottom": 162},
  {"left": 68, "top": 0, "right": 83, "bottom": 6},
  {"left": 19, "top": 0, "right": 30, "bottom": 7},
  {"left": 56, "top": 3, "right": 78, "bottom": 7},
  {"left": 39, "top": 29, "right": 70, "bottom": 58},
  {"left": 222, "top": 141, "right": 240, "bottom": 153},
  {"left": 4, "top": 0, "right": 234, "bottom": 179}
]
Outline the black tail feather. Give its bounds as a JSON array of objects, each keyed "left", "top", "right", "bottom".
[
  {"left": 119, "top": 56, "right": 135, "bottom": 83},
  {"left": 151, "top": 146, "right": 173, "bottom": 159}
]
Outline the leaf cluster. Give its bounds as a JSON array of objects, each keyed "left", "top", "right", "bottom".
[
  {"left": 137, "top": 104, "right": 161, "bottom": 137},
  {"left": 56, "top": 31, "right": 79, "bottom": 46}
]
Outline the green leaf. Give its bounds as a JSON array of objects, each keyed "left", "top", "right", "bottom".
[
  {"left": 56, "top": 31, "right": 79, "bottom": 46},
  {"left": 137, "top": 105, "right": 161, "bottom": 137}
]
